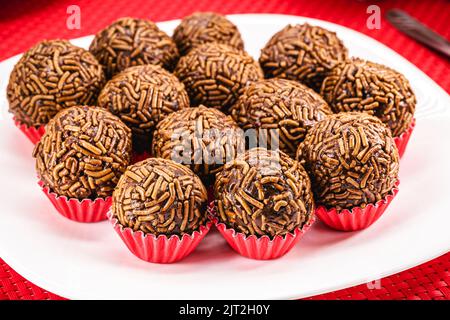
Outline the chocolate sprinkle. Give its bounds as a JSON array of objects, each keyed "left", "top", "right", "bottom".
[
  {"left": 112, "top": 157, "right": 208, "bottom": 236},
  {"left": 173, "top": 12, "right": 244, "bottom": 56},
  {"left": 174, "top": 43, "right": 263, "bottom": 111},
  {"left": 98, "top": 64, "right": 190, "bottom": 147},
  {"left": 214, "top": 148, "right": 314, "bottom": 238},
  {"left": 89, "top": 17, "right": 179, "bottom": 79},
  {"left": 259, "top": 24, "right": 348, "bottom": 92},
  {"left": 33, "top": 106, "right": 132, "bottom": 199},
  {"left": 230, "top": 78, "right": 333, "bottom": 157},
  {"left": 321, "top": 58, "right": 416, "bottom": 137},
  {"left": 297, "top": 112, "right": 399, "bottom": 210},
  {"left": 152, "top": 106, "right": 244, "bottom": 179},
  {"left": 7, "top": 40, "right": 105, "bottom": 127}
]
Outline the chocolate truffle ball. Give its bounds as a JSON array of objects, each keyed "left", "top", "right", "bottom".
[
  {"left": 33, "top": 106, "right": 132, "bottom": 199},
  {"left": 297, "top": 112, "right": 399, "bottom": 210},
  {"left": 175, "top": 43, "right": 263, "bottom": 111},
  {"left": 98, "top": 64, "right": 190, "bottom": 149},
  {"left": 321, "top": 58, "right": 416, "bottom": 137},
  {"left": 152, "top": 106, "right": 244, "bottom": 179},
  {"left": 214, "top": 148, "right": 314, "bottom": 238},
  {"left": 173, "top": 12, "right": 244, "bottom": 56},
  {"left": 112, "top": 157, "right": 208, "bottom": 236},
  {"left": 259, "top": 24, "right": 348, "bottom": 91},
  {"left": 230, "top": 78, "right": 333, "bottom": 156},
  {"left": 89, "top": 18, "right": 179, "bottom": 79},
  {"left": 7, "top": 40, "right": 105, "bottom": 127}
]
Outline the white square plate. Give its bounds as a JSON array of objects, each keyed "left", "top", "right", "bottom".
[{"left": 0, "top": 14, "right": 449, "bottom": 299}]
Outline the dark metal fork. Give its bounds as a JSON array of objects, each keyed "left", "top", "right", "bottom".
[{"left": 386, "top": 9, "right": 450, "bottom": 58}]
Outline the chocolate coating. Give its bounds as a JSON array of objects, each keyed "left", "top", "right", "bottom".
[
  {"left": 112, "top": 157, "right": 208, "bottom": 236},
  {"left": 33, "top": 106, "right": 132, "bottom": 199},
  {"left": 175, "top": 43, "right": 263, "bottom": 111},
  {"left": 89, "top": 18, "right": 179, "bottom": 79},
  {"left": 98, "top": 65, "right": 190, "bottom": 148},
  {"left": 214, "top": 148, "right": 314, "bottom": 238},
  {"left": 152, "top": 106, "right": 244, "bottom": 179},
  {"left": 173, "top": 12, "right": 244, "bottom": 55},
  {"left": 7, "top": 40, "right": 105, "bottom": 127},
  {"left": 259, "top": 24, "right": 348, "bottom": 91},
  {"left": 230, "top": 78, "right": 332, "bottom": 157},
  {"left": 321, "top": 58, "right": 416, "bottom": 137},
  {"left": 297, "top": 112, "right": 399, "bottom": 210}
]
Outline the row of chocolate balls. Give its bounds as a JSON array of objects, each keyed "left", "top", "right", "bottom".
[
  {"left": 11, "top": 13, "right": 404, "bottom": 243},
  {"left": 8, "top": 13, "right": 415, "bottom": 144},
  {"left": 32, "top": 102, "right": 399, "bottom": 239}
]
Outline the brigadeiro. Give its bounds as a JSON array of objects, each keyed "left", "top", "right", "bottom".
[
  {"left": 173, "top": 12, "right": 244, "bottom": 56},
  {"left": 152, "top": 106, "right": 244, "bottom": 182},
  {"left": 297, "top": 112, "right": 400, "bottom": 231},
  {"left": 7, "top": 40, "right": 105, "bottom": 144},
  {"left": 175, "top": 43, "right": 263, "bottom": 111},
  {"left": 213, "top": 148, "right": 315, "bottom": 259},
  {"left": 230, "top": 78, "right": 332, "bottom": 157},
  {"left": 321, "top": 58, "right": 416, "bottom": 157},
  {"left": 33, "top": 105, "right": 132, "bottom": 222},
  {"left": 98, "top": 64, "right": 190, "bottom": 153},
  {"left": 109, "top": 157, "right": 210, "bottom": 263},
  {"left": 259, "top": 24, "right": 348, "bottom": 92},
  {"left": 89, "top": 18, "right": 179, "bottom": 79}
]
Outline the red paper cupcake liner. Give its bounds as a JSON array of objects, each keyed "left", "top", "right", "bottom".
[
  {"left": 14, "top": 118, "right": 45, "bottom": 145},
  {"left": 108, "top": 212, "right": 212, "bottom": 263},
  {"left": 131, "top": 150, "right": 151, "bottom": 164},
  {"left": 38, "top": 180, "right": 111, "bottom": 223},
  {"left": 207, "top": 185, "right": 214, "bottom": 206},
  {"left": 394, "top": 118, "right": 416, "bottom": 158},
  {"left": 315, "top": 181, "right": 400, "bottom": 231},
  {"left": 210, "top": 202, "right": 315, "bottom": 260}
]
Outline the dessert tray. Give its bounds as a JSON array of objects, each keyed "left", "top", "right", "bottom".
[{"left": 0, "top": 14, "right": 449, "bottom": 299}]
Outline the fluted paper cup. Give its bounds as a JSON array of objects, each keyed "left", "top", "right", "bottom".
[
  {"left": 394, "top": 118, "right": 415, "bottom": 158},
  {"left": 131, "top": 150, "right": 151, "bottom": 164},
  {"left": 14, "top": 118, "right": 45, "bottom": 145},
  {"left": 315, "top": 182, "right": 400, "bottom": 231},
  {"left": 109, "top": 212, "right": 211, "bottom": 264},
  {"left": 210, "top": 202, "right": 315, "bottom": 260},
  {"left": 38, "top": 180, "right": 111, "bottom": 223}
]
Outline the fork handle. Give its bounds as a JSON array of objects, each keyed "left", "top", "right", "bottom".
[{"left": 386, "top": 9, "right": 450, "bottom": 58}]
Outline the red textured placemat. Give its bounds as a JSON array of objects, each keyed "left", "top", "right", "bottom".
[
  {"left": 1, "top": 253, "right": 449, "bottom": 300},
  {"left": 0, "top": 0, "right": 449, "bottom": 300},
  {"left": 308, "top": 252, "right": 450, "bottom": 300},
  {"left": 1, "top": 0, "right": 449, "bottom": 92}
]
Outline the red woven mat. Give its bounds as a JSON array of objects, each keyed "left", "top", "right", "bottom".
[
  {"left": 1, "top": 252, "right": 448, "bottom": 300},
  {"left": 1, "top": 0, "right": 449, "bottom": 93},
  {"left": 0, "top": 0, "right": 449, "bottom": 300}
]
